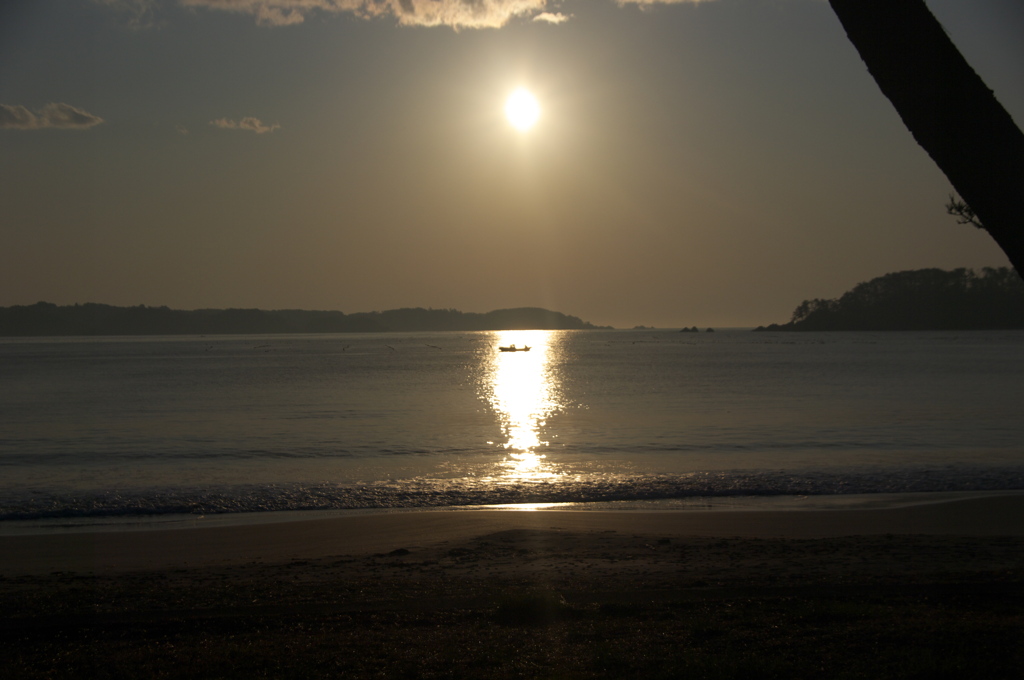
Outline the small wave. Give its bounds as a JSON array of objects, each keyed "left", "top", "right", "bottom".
[{"left": 2, "top": 464, "right": 1023, "bottom": 521}]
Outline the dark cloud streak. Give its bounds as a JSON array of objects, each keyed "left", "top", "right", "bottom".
[
  {"left": 210, "top": 117, "right": 281, "bottom": 134},
  {"left": 0, "top": 103, "right": 105, "bottom": 130}
]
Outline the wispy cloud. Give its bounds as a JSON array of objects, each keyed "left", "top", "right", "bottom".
[
  {"left": 533, "top": 12, "right": 570, "bottom": 24},
  {"left": 179, "top": 0, "right": 550, "bottom": 29},
  {"left": 0, "top": 103, "right": 105, "bottom": 130},
  {"left": 93, "top": 0, "right": 161, "bottom": 29},
  {"left": 210, "top": 117, "right": 281, "bottom": 134},
  {"left": 102, "top": 0, "right": 712, "bottom": 30}
]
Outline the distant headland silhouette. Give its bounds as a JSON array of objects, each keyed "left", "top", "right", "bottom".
[
  {"left": 0, "top": 304, "right": 609, "bottom": 337},
  {"left": 755, "top": 267, "right": 1024, "bottom": 331}
]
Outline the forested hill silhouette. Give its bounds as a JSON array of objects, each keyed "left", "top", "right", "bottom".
[
  {"left": 0, "top": 304, "right": 608, "bottom": 337},
  {"left": 755, "top": 267, "right": 1024, "bottom": 331}
]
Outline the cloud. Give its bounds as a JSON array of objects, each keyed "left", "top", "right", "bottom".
[
  {"left": 179, "top": 0, "right": 551, "bottom": 29},
  {"left": 93, "top": 0, "right": 161, "bottom": 28},
  {"left": 102, "top": 0, "right": 713, "bottom": 30},
  {"left": 0, "top": 103, "right": 105, "bottom": 130},
  {"left": 533, "top": 12, "right": 569, "bottom": 24},
  {"left": 210, "top": 117, "right": 281, "bottom": 134}
]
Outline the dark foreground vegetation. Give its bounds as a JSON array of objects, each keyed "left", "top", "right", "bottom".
[
  {"left": 3, "top": 532, "right": 1022, "bottom": 680},
  {"left": 756, "top": 267, "right": 1024, "bottom": 331},
  {"left": 0, "top": 303, "right": 605, "bottom": 336}
]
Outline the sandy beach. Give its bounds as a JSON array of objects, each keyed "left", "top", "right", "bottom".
[{"left": 3, "top": 493, "right": 1024, "bottom": 678}]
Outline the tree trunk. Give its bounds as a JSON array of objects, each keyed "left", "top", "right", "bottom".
[{"left": 829, "top": 0, "right": 1024, "bottom": 276}]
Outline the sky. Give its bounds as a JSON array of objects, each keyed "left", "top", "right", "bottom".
[{"left": 1, "top": 0, "right": 1022, "bottom": 329}]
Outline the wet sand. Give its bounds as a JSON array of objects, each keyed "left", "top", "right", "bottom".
[
  {"left": 3, "top": 493, "right": 1024, "bottom": 678},
  {"left": 4, "top": 492, "right": 1024, "bottom": 576}
]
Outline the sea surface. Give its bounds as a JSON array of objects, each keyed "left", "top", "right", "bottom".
[{"left": 2, "top": 329, "right": 1023, "bottom": 529}]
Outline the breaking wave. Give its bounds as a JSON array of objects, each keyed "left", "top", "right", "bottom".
[{"left": 3, "top": 464, "right": 1023, "bottom": 521}]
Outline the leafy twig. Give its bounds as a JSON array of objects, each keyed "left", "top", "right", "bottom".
[{"left": 946, "top": 194, "right": 984, "bottom": 229}]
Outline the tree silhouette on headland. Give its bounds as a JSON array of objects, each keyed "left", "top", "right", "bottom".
[
  {"left": 830, "top": 0, "right": 1024, "bottom": 276},
  {"left": 755, "top": 267, "right": 1024, "bottom": 331}
]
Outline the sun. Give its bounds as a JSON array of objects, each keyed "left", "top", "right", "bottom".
[{"left": 505, "top": 89, "right": 540, "bottom": 131}]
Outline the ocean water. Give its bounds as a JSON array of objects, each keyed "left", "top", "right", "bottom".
[{"left": 1, "top": 329, "right": 1023, "bottom": 526}]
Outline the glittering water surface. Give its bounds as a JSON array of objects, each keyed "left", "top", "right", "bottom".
[
  {"left": 482, "top": 330, "right": 564, "bottom": 483},
  {"left": 1, "top": 329, "right": 1022, "bottom": 521}
]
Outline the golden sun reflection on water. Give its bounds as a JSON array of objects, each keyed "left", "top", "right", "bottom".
[{"left": 481, "top": 330, "right": 565, "bottom": 483}]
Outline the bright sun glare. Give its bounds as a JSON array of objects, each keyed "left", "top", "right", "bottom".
[{"left": 505, "top": 89, "right": 540, "bottom": 131}]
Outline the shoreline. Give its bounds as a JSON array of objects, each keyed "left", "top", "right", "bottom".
[
  {"left": 4, "top": 488, "right": 1021, "bottom": 537},
  {"left": 3, "top": 490, "right": 1023, "bottom": 577}
]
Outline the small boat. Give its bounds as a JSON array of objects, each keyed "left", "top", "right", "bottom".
[{"left": 498, "top": 344, "right": 531, "bottom": 352}]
